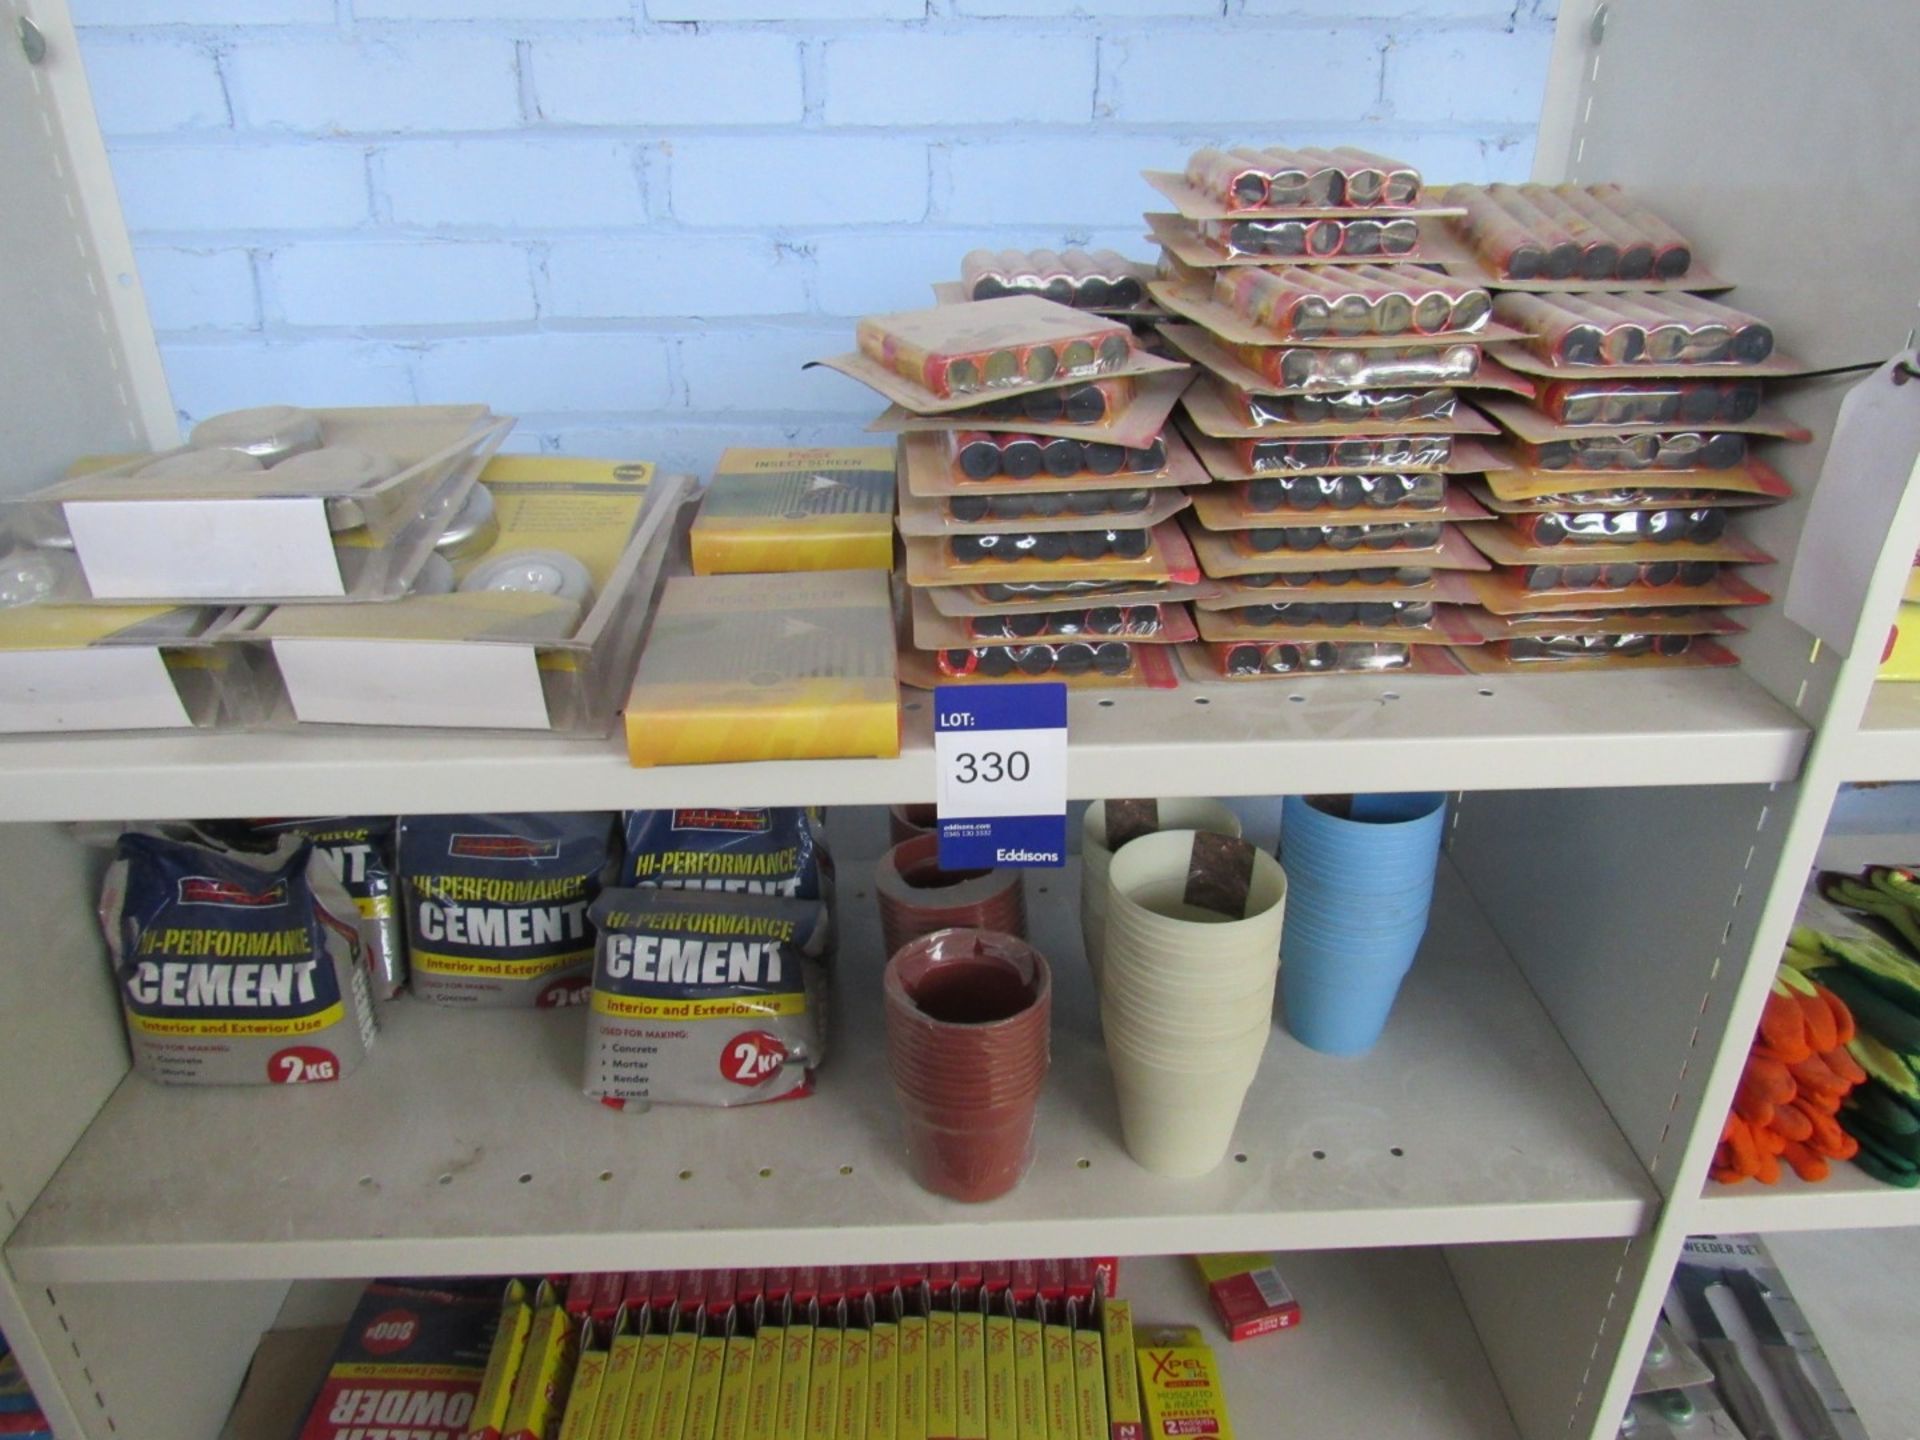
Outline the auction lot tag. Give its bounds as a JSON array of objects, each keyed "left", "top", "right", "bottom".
[{"left": 933, "top": 683, "right": 1067, "bottom": 869}]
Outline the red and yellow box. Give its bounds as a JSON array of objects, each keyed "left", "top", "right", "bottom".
[{"left": 1191, "top": 1255, "right": 1301, "bottom": 1343}]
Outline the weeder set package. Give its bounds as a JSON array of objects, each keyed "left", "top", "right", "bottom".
[
  {"left": 1452, "top": 255, "right": 1800, "bottom": 673},
  {"left": 0, "top": 430, "right": 696, "bottom": 736},
  {"left": 0, "top": 404, "right": 507, "bottom": 604},
  {"left": 0, "top": 404, "right": 512, "bottom": 735},
  {"left": 819, "top": 293, "right": 1199, "bottom": 691},
  {"left": 229, "top": 456, "right": 686, "bottom": 733}
]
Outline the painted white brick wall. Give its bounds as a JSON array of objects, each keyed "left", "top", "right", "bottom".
[{"left": 74, "top": 0, "right": 1558, "bottom": 475}]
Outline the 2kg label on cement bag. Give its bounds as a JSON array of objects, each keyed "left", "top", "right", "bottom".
[
  {"left": 586, "top": 888, "right": 829, "bottom": 1107},
  {"left": 400, "top": 813, "right": 615, "bottom": 1009}
]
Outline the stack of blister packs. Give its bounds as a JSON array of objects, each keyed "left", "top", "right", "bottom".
[
  {"left": 815, "top": 293, "right": 1202, "bottom": 692},
  {"left": 1139, "top": 145, "right": 1532, "bottom": 683},
  {"left": 1431, "top": 182, "right": 1802, "bottom": 674}
]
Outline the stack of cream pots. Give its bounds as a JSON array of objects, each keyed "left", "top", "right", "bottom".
[
  {"left": 1079, "top": 798, "right": 1243, "bottom": 978},
  {"left": 1086, "top": 812, "right": 1287, "bottom": 1177}
]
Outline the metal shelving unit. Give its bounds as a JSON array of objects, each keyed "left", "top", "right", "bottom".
[{"left": 3, "top": 2, "right": 1920, "bottom": 1439}]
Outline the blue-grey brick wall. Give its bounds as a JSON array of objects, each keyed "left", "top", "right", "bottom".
[{"left": 74, "top": 0, "right": 1556, "bottom": 473}]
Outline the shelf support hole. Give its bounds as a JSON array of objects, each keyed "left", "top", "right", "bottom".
[
  {"left": 358, "top": 1175, "right": 374, "bottom": 1187},
  {"left": 678, "top": 1169, "right": 694, "bottom": 1181},
  {"left": 437, "top": 1174, "right": 452, "bottom": 1186},
  {"left": 1288, "top": 694, "right": 1305, "bottom": 704},
  {"left": 759, "top": 1167, "right": 774, "bottom": 1179},
  {"left": 1076, "top": 1157, "right": 1091, "bottom": 1170},
  {"left": 599, "top": 1170, "right": 614, "bottom": 1182},
  {"left": 1193, "top": 697, "right": 1211, "bottom": 706},
  {"left": 1097, "top": 698, "right": 1114, "bottom": 708},
  {"left": 1311, "top": 1150, "right": 1326, "bottom": 1160},
  {"left": 839, "top": 1164, "right": 855, "bottom": 1177},
  {"left": 1232, "top": 1152, "right": 1248, "bottom": 1163},
  {"left": 518, "top": 1172, "right": 532, "bottom": 1184},
  {"left": 1389, "top": 1146, "right": 1405, "bottom": 1158}
]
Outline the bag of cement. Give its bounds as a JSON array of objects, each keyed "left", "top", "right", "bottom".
[
  {"left": 399, "top": 813, "right": 615, "bottom": 1009},
  {"left": 585, "top": 887, "right": 830, "bottom": 1108},
  {"left": 254, "top": 816, "right": 405, "bottom": 999},
  {"left": 99, "top": 829, "right": 376, "bottom": 1086},
  {"left": 620, "top": 807, "right": 831, "bottom": 899}
]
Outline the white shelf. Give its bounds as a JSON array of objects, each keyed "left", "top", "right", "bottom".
[
  {"left": 1694, "top": 1165, "right": 1920, "bottom": 1233},
  {"left": 1125, "top": 1251, "right": 1519, "bottom": 1440},
  {"left": 6, "top": 858, "right": 1655, "bottom": 1284},
  {"left": 1763, "top": 1229, "right": 1920, "bottom": 1440},
  {"left": 0, "top": 669, "right": 1807, "bottom": 822},
  {"left": 1841, "top": 684, "right": 1920, "bottom": 781},
  {"left": 229, "top": 1252, "right": 1520, "bottom": 1440}
]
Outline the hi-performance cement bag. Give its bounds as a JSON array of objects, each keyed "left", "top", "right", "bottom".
[
  {"left": 255, "top": 816, "right": 405, "bottom": 999},
  {"left": 400, "top": 813, "right": 615, "bottom": 1009},
  {"left": 99, "top": 829, "right": 375, "bottom": 1086},
  {"left": 620, "top": 807, "right": 831, "bottom": 898},
  {"left": 586, "top": 887, "right": 830, "bottom": 1108}
]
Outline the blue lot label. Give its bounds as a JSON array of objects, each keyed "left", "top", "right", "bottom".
[{"left": 933, "top": 683, "right": 1067, "bottom": 869}]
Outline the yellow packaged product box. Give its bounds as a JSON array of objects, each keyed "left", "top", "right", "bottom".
[
  {"left": 1099, "top": 1303, "right": 1141, "bottom": 1440},
  {"left": 777, "top": 1325, "right": 816, "bottom": 1440},
  {"left": 806, "top": 1324, "right": 844, "bottom": 1440},
  {"left": 1068, "top": 1327, "right": 1106, "bottom": 1440},
  {"left": 926, "top": 1312, "right": 957, "bottom": 1440},
  {"left": 504, "top": 1288, "right": 579, "bottom": 1440},
  {"left": 716, "top": 1331, "right": 758, "bottom": 1440},
  {"left": 470, "top": 1279, "right": 535, "bottom": 1440},
  {"left": 983, "top": 1313, "right": 1015, "bottom": 1440},
  {"left": 683, "top": 1331, "right": 730, "bottom": 1440},
  {"left": 1881, "top": 601, "right": 1920, "bottom": 680},
  {"left": 1131, "top": 1327, "right": 1231, "bottom": 1440},
  {"left": 557, "top": 1322, "right": 611, "bottom": 1440},
  {"left": 588, "top": 1315, "right": 645, "bottom": 1440},
  {"left": 1041, "top": 1325, "right": 1076, "bottom": 1440},
  {"left": 747, "top": 1326, "right": 786, "bottom": 1440},
  {"left": 897, "top": 1316, "right": 928, "bottom": 1440},
  {"left": 623, "top": 569, "right": 899, "bottom": 767},
  {"left": 647, "top": 1329, "right": 699, "bottom": 1440},
  {"left": 1011, "top": 1319, "right": 1045, "bottom": 1440},
  {"left": 691, "top": 446, "right": 897, "bottom": 575},
  {"left": 620, "top": 1331, "right": 672, "bottom": 1440},
  {"left": 836, "top": 1327, "right": 872, "bottom": 1440},
  {"left": 956, "top": 1311, "right": 989, "bottom": 1440},
  {"left": 868, "top": 1322, "right": 899, "bottom": 1440}
]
